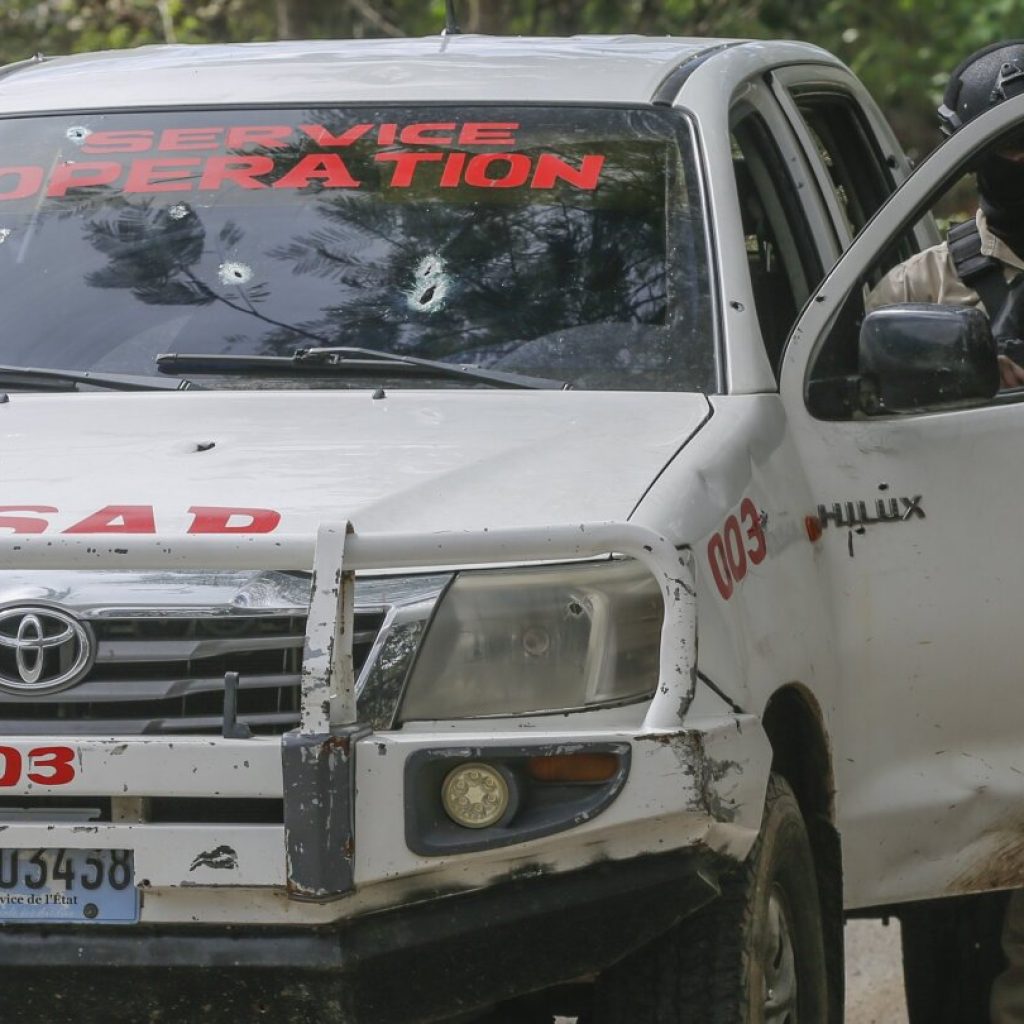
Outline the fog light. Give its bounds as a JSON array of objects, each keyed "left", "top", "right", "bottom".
[{"left": 441, "top": 762, "right": 510, "bottom": 829}]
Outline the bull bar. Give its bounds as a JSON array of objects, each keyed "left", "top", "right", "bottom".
[{"left": 0, "top": 522, "right": 697, "bottom": 900}]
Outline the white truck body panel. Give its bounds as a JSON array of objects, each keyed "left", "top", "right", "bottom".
[
  {"left": 0, "top": 37, "right": 731, "bottom": 113},
  {"left": 780, "top": 91, "right": 1024, "bottom": 907},
  {"left": 3, "top": 33, "right": 1023, "bottom": 1017},
  {"left": 0, "top": 390, "right": 709, "bottom": 533}
]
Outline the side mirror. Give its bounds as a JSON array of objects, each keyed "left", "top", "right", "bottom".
[{"left": 858, "top": 303, "right": 999, "bottom": 414}]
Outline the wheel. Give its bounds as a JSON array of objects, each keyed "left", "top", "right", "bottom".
[
  {"left": 594, "top": 774, "right": 829, "bottom": 1023},
  {"left": 900, "top": 892, "right": 1008, "bottom": 1023}
]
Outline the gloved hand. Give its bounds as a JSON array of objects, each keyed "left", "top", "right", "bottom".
[{"left": 991, "top": 275, "right": 1024, "bottom": 387}]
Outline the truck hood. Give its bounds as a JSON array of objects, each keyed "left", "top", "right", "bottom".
[{"left": 0, "top": 389, "right": 711, "bottom": 536}]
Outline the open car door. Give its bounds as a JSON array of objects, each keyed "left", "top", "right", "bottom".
[{"left": 780, "top": 90, "right": 1024, "bottom": 911}]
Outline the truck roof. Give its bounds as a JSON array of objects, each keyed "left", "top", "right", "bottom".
[{"left": 0, "top": 35, "right": 825, "bottom": 113}]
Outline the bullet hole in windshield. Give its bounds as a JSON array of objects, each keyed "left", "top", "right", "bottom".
[
  {"left": 168, "top": 203, "right": 191, "bottom": 221},
  {"left": 219, "top": 261, "right": 253, "bottom": 287},
  {"left": 0, "top": 230, "right": 10, "bottom": 245},
  {"left": 407, "top": 255, "right": 449, "bottom": 313},
  {"left": 65, "top": 126, "right": 92, "bottom": 145}
]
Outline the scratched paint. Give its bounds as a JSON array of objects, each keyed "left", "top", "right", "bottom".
[
  {"left": 189, "top": 845, "right": 239, "bottom": 871},
  {"left": 637, "top": 730, "right": 743, "bottom": 823}
]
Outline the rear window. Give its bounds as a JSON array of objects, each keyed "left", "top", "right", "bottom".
[{"left": 0, "top": 106, "right": 713, "bottom": 391}]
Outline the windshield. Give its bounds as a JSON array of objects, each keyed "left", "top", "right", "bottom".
[{"left": 0, "top": 106, "right": 713, "bottom": 391}]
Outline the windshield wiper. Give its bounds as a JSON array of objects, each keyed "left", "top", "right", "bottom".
[
  {"left": 155, "top": 347, "right": 570, "bottom": 391},
  {"left": 0, "top": 364, "right": 197, "bottom": 392}
]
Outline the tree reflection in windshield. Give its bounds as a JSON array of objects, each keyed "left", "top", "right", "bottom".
[
  {"left": 259, "top": 157, "right": 667, "bottom": 365},
  {"left": 0, "top": 105, "right": 714, "bottom": 391},
  {"left": 81, "top": 198, "right": 330, "bottom": 346}
]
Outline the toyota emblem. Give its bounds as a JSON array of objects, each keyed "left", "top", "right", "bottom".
[{"left": 0, "top": 606, "right": 94, "bottom": 694}]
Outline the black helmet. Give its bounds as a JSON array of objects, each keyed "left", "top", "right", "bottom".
[{"left": 938, "top": 40, "right": 1024, "bottom": 137}]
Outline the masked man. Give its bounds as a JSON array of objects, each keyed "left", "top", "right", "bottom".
[{"left": 870, "top": 41, "right": 1024, "bottom": 390}]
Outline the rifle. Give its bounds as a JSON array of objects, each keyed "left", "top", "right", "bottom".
[{"left": 992, "top": 273, "right": 1024, "bottom": 365}]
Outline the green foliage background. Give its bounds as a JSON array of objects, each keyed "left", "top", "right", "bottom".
[{"left": 1, "top": 0, "right": 1021, "bottom": 157}]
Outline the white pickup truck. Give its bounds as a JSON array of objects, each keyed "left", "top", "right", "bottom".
[{"left": 0, "top": 32, "right": 1019, "bottom": 1024}]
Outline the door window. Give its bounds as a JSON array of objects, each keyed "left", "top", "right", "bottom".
[
  {"left": 731, "top": 109, "right": 824, "bottom": 376},
  {"left": 794, "top": 93, "right": 895, "bottom": 236},
  {"left": 791, "top": 92, "right": 920, "bottom": 281},
  {"left": 801, "top": 123, "right": 1024, "bottom": 418}
]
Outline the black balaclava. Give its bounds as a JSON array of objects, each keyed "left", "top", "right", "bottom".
[
  {"left": 940, "top": 41, "right": 1024, "bottom": 257},
  {"left": 977, "top": 153, "right": 1024, "bottom": 259}
]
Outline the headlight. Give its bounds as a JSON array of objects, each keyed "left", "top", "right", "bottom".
[{"left": 398, "top": 559, "right": 662, "bottom": 720}]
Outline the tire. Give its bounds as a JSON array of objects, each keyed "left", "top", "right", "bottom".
[
  {"left": 900, "top": 892, "right": 1008, "bottom": 1024},
  {"left": 594, "top": 773, "right": 829, "bottom": 1023}
]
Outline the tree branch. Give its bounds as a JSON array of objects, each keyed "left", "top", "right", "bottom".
[{"left": 348, "top": 0, "right": 405, "bottom": 37}]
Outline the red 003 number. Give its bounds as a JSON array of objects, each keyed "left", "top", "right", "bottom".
[
  {"left": 0, "top": 745, "right": 76, "bottom": 787},
  {"left": 707, "top": 498, "right": 768, "bottom": 600}
]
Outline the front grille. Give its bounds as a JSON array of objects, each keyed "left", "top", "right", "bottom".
[
  {"left": 0, "top": 796, "right": 284, "bottom": 825},
  {"left": 0, "top": 611, "right": 386, "bottom": 736}
]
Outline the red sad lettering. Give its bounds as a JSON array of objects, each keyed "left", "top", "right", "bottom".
[
  {"left": 0, "top": 166, "right": 44, "bottom": 201},
  {"left": 273, "top": 154, "right": 360, "bottom": 190},
  {"left": 187, "top": 506, "right": 281, "bottom": 534},
  {"left": 0, "top": 504, "right": 287, "bottom": 534},
  {"left": 47, "top": 161, "right": 121, "bottom": 197},
  {"left": 0, "top": 506, "right": 56, "bottom": 533},
  {"left": 198, "top": 155, "right": 275, "bottom": 191},
  {"left": 63, "top": 505, "right": 157, "bottom": 534},
  {"left": 530, "top": 153, "right": 605, "bottom": 190}
]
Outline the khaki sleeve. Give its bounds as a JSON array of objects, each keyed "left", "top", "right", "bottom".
[
  {"left": 865, "top": 244, "right": 980, "bottom": 312},
  {"left": 866, "top": 262, "right": 913, "bottom": 311}
]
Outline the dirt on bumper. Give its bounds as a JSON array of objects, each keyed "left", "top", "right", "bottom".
[{"left": 0, "top": 848, "right": 724, "bottom": 1023}]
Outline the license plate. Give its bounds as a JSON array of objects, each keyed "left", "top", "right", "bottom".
[{"left": 0, "top": 848, "right": 139, "bottom": 924}]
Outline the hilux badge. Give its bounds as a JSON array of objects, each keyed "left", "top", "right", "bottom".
[
  {"left": 0, "top": 607, "right": 94, "bottom": 694},
  {"left": 817, "top": 496, "right": 925, "bottom": 529}
]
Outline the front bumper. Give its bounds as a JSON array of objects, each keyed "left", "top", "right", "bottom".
[
  {"left": 0, "top": 708, "right": 768, "bottom": 925},
  {"left": 0, "top": 522, "right": 771, "bottom": 1020},
  {"left": 0, "top": 847, "right": 721, "bottom": 1024}
]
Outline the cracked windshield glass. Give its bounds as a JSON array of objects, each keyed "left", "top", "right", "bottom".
[{"left": 0, "top": 106, "right": 712, "bottom": 390}]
